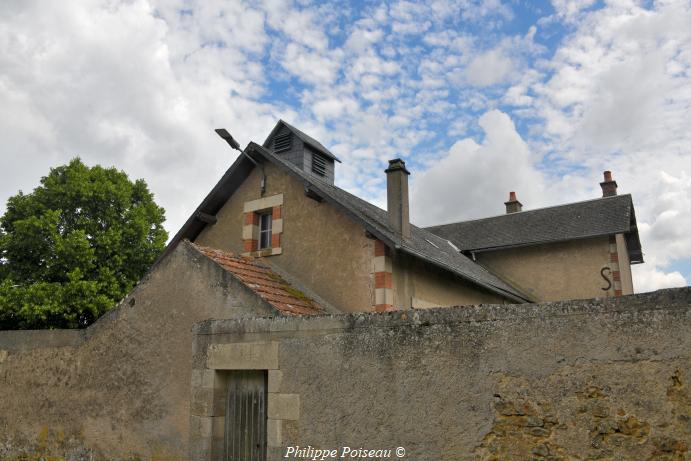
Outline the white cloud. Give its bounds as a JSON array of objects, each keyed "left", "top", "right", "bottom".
[
  {"left": 278, "top": 43, "right": 342, "bottom": 86},
  {"left": 0, "top": 0, "right": 688, "bottom": 295},
  {"left": 550, "top": 0, "right": 597, "bottom": 22},
  {"left": 465, "top": 48, "right": 514, "bottom": 86},
  {"left": 524, "top": 0, "right": 691, "bottom": 291},
  {"left": 312, "top": 97, "right": 359, "bottom": 121},
  {"left": 411, "top": 110, "right": 545, "bottom": 225},
  {"left": 632, "top": 264, "right": 687, "bottom": 293},
  {"left": 262, "top": 0, "right": 329, "bottom": 51},
  {"left": 0, "top": 0, "right": 280, "bottom": 237}
]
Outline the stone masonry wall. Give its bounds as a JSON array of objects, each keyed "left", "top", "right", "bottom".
[
  {"left": 0, "top": 242, "right": 273, "bottom": 461},
  {"left": 193, "top": 287, "right": 691, "bottom": 461}
]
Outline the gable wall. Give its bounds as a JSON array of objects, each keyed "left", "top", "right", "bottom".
[
  {"left": 392, "top": 254, "right": 507, "bottom": 309},
  {"left": 475, "top": 236, "right": 613, "bottom": 302},
  {"left": 0, "top": 242, "right": 274, "bottom": 460},
  {"left": 195, "top": 163, "right": 375, "bottom": 312}
]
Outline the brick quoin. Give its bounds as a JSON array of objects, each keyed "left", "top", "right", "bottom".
[
  {"left": 243, "top": 239, "right": 256, "bottom": 252},
  {"left": 610, "top": 253, "right": 619, "bottom": 263},
  {"left": 374, "top": 240, "right": 386, "bottom": 257},
  {"left": 271, "top": 233, "right": 280, "bottom": 248},
  {"left": 244, "top": 212, "right": 258, "bottom": 226},
  {"left": 374, "top": 272, "right": 392, "bottom": 289},
  {"left": 374, "top": 304, "right": 394, "bottom": 312},
  {"left": 272, "top": 206, "right": 281, "bottom": 220}
]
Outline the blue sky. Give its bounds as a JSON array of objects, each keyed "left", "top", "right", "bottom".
[{"left": 1, "top": 0, "right": 690, "bottom": 292}]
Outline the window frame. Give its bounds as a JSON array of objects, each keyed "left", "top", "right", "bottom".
[{"left": 258, "top": 211, "right": 273, "bottom": 250}]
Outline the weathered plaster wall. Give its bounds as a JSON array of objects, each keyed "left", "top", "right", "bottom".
[
  {"left": 195, "top": 162, "right": 375, "bottom": 312},
  {"left": 476, "top": 236, "right": 612, "bottom": 302},
  {"left": 0, "top": 242, "right": 273, "bottom": 461},
  {"left": 392, "top": 254, "right": 506, "bottom": 309},
  {"left": 194, "top": 288, "right": 691, "bottom": 461}
]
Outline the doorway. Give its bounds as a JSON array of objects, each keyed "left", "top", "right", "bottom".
[{"left": 224, "top": 370, "right": 267, "bottom": 461}]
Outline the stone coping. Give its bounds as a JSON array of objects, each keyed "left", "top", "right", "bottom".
[
  {"left": 193, "top": 287, "right": 691, "bottom": 336},
  {"left": 0, "top": 329, "right": 84, "bottom": 350}
]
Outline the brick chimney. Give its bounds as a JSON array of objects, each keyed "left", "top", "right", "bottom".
[
  {"left": 504, "top": 191, "right": 522, "bottom": 214},
  {"left": 385, "top": 158, "right": 411, "bottom": 240},
  {"left": 600, "top": 171, "right": 618, "bottom": 197}
]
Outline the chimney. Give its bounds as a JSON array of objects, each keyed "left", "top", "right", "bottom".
[
  {"left": 600, "top": 170, "right": 618, "bottom": 197},
  {"left": 504, "top": 191, "right": 522, "bottom": 214},
  {"left": 385, "top": 158, "right": 411, "bottom": 240}
]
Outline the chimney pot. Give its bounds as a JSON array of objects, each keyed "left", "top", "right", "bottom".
[
  {"left": 385, "top": 158, "right": 411, "bottom": 240},
  {"left": 505, "top": 191, "right": 522, "bottom": 214},
  {"left": 600, "top": 170, "right": 618, "bottom": 197}
]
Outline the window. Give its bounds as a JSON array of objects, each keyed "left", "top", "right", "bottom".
[
  {"left": 311, "top": 151, "right": 327, "bottom": 177},
  {"left": 242, "top": 194, "right": 283, "bottom": 257},
  {"left": 258, "top": 212, "right": 272, "bottom": 249}
]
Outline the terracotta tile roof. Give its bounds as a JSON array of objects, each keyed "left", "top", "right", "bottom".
[{"left": 191, "top": 243, "right": 323, "bottom": 316}]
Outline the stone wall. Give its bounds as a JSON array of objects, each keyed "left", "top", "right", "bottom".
[
  {"left": 192, "top": 287, "right": 691, "bottom": 460},
  {"left": 0, "top": 241, "right": 273, "bottom": 461}
]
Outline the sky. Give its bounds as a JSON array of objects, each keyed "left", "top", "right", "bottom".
[{"left": 1, "top": 0, "right": 690, "bottom": 293}]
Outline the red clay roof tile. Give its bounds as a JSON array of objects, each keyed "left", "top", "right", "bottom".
[{"left": 190, "top": 243, "right": 323, "bottom": 316}]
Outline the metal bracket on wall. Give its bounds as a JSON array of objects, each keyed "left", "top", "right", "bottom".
[
  {"left": 194, "top": 211, "right": 218, "bottom": 225},
  {"left": 304, "top": 186, "right": 323, "bottom": 203}
]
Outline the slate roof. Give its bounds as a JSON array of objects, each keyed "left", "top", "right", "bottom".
[
  {"left": 244, "top": 143, "right": 530, "bottom": 303},
  {"left": 191, "top": 243, "right": 324, "bottom": 315},
  {"left": 262, "top": 119, "right": 341, "bottom": 163},
  {"left": 425, "top": 195, "right": 643, "bottom": 263},
  {"left": 165, "top": 122, "right": 652, "bottom": 305}
]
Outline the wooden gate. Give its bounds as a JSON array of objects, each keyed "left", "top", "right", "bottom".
[{"left": 224, "top": 370, "right": 267, "bottom": 461}]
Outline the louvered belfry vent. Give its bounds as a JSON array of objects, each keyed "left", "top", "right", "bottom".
[
  {"left": 311, "top": 152, "right": 327, "bottom": 177},
  {"left": 263, "top": 121, "right": 339, "bottom": 184},
  {"left": 273, "top": 132, "right": 292, "bottom": 153}
]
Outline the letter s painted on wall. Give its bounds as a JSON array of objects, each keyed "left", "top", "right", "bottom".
[{"left": 601, "top": 266, "right": 612, "bottom": 291}]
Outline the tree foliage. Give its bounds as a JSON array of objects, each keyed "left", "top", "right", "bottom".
[{"left": 0, "top": 158, "right": 168, "bottom": 329}]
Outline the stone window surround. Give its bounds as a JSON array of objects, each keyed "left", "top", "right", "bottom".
[
  {"left": 190, "top": 342, "right": 296, "bottom": 461},
  {"left": 242, "top": 194, "right": 284, "bottom": 257}
]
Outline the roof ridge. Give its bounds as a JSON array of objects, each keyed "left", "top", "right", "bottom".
[
  {"left": 269, "top": 119, "right": 341, "bottom": 162},
  {"left": 249, "top": 144, "right": 530, "bottom": 303},
  {"left": 426, "top": 194, "right": 633, "bottom": 229}
]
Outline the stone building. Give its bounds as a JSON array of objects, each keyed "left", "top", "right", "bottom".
[
  {"left": 0, "top": 120, "right": 656, "bottom": 461},
  {"left": 166, "top": 119, "right": 643, "bottom": 310}
]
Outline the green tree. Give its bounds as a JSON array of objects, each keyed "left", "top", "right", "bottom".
[{"left": 0, "top": 158, "right": 168, "bottom": 329}]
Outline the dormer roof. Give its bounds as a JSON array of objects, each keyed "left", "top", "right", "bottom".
[{"left": 262, "top": 119, "right": 341, "bottom": 163}]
